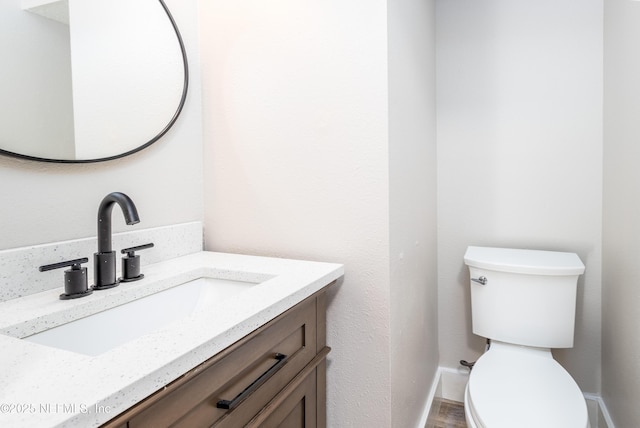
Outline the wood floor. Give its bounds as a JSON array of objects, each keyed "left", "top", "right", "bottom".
[{"left": 426, "top": 398, "right": 467, "bottom": 428}]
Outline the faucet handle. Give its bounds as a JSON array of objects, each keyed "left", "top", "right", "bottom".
[
  {"left": 121, "top": 243, "right": 154, "bottom": 257},
  {"left": 39, "top": 258, "right": 92, "bottom": 300},
  {"left": 120, "top": 243, "right": 154, "bottom": 282},
  {"left": 39, "top": 257, "right": 88, "bottom": 272}
]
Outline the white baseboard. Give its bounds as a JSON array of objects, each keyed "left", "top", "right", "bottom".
[
  {"left": 416, "top": 366, "right": 472, "bottom": 428},
  {"left": 583, "top": 393, "right": 615, "bottom": 428},
  {"left": 439, "top": 366, "right": 469, "bottom": 402},
  {"left": 422, "top": 366, "right": 616, "bottom": 428},
  {"left": 416, "top": 367, "right": 443, "bottom": 428}
]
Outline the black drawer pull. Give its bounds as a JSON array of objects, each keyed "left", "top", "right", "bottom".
[{"left": 216, "top": 353, "right": 288, "bottom": 410}]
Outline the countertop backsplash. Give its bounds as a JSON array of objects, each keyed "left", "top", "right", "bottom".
[{"left": 0, "top": 221, "right": 203, "bottom": 302}]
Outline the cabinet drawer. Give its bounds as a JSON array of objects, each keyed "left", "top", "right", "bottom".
[
  {"left": 107, "top": 296, "right": 318, "bottom": 428},
  {"left": 246, "top": 345, "right": 330, "bottom": 428},
  {"left": 254, "top": 366, "right": 317, "bottom": 428}
]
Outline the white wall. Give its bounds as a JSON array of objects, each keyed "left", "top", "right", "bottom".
[
  {"left": 200, "top": 2, "right": 391, "bottom": 425},
  {"left": 388, "top": 0, "right": 438, "bottom": 426},
  {"left": 200, "top": 1, "right": 438, "bottom": 426},
  {"left": 603, "top": 0, "right": 640, "bottom": 426},
  {"left": 436, "top": 0, "right": 603, "bottom": 394},
  {"left": 0, "top": 0, "right": 203, "bottom": 250}
]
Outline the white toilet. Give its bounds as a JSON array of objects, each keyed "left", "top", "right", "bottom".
[{"left": 463, "top": 246, "right": 590, "bottom": 428}]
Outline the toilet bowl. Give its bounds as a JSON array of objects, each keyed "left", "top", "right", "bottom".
[
  {"left": 464, "top": 341, "right": 589, "bottom": 428},
  {"left": 463, "top": 246, "right": 589, "bottom": 428}
]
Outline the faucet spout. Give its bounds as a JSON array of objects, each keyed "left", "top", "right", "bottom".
[
  {"left": 93, "top": 192, "right": 140, "bottom": 290},
  {"left": 97, "top": 192, "right": 140, "bottom": 253}
]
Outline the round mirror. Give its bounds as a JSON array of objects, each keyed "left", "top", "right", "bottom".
[{"left": 0, "top": 0, "right": 188, "bottom": 163}]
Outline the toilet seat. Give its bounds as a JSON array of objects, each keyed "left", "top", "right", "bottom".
[{"left": 465, "top": 342, "right": 589, "bottom": 428}]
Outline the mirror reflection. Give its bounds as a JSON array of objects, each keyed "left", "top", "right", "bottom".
[{"left": 0, "top": 0, "right": 187, "bottom": 162}]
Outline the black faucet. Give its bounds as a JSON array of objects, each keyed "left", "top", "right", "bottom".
[{"left": 93, "top": 192, "right": 140, "bottom": 290}]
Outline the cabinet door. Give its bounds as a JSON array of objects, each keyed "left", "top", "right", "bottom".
[{"left": 249, "top": 368, "right": 317, "bottom": 428}]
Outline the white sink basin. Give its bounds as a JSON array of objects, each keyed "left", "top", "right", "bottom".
[{"left": 24, "top": 277, "right": 258, "bottom": 356}]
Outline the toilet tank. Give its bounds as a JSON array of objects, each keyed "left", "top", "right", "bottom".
[{"left": 464, "top": 246, "right": 585, "bottom": 349}]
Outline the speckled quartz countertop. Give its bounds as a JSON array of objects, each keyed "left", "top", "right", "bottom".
[{"left": 0, "top": 251, "right": 343, "bottom": 428}]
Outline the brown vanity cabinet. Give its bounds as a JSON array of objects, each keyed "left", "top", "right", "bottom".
[{"left": 102, "top": 286, "right": 332, "bottom": 428}]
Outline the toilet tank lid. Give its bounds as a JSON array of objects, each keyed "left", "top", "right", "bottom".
[{"left": 464, "top": 246, "right": 585, "bottom": 275}]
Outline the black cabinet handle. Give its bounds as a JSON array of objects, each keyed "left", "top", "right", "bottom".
[{"left": 216, "top": 353, "right": 288, "bottom": 410}]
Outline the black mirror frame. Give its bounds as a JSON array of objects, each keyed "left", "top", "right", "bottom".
[{"left": 0, "top": 0, "right": 189, "bottom": 164}]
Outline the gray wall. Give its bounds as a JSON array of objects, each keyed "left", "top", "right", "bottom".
[
  {"left": 603, "top": 0, "right": 640, "bottom": 426},
  {"left": 436, "top": 0, "right": 603, "bottom": 394},
  {"left": 389, "top": 0, "right": 438, "bottom": 426}
]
